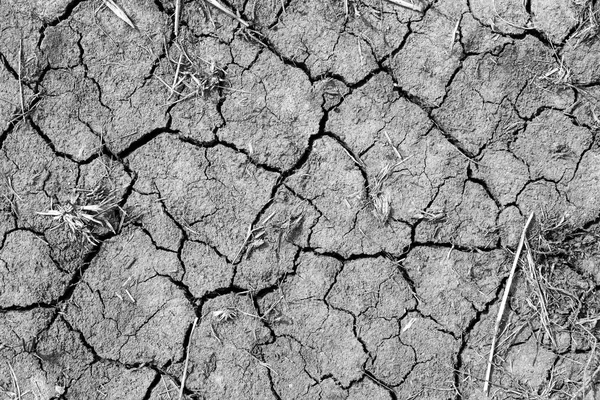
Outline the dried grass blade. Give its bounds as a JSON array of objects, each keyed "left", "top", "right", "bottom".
[
  {"left": 37, "top": 210, "right": 61, "bottom": 217},
  {"left": 178, "top": 317, "right": 198, "bottom": 400},
  {"left": 174, "top": 0, "right": 182, "bottom": 36},
  {"left": 483, "top": 212, "right": 535, "bottom": 396},
  {"left": 155, "top": 75, "right": 184, "bottom": 96},
  {"left": 385, "top": 0, "right": 424, "bottom": 12},
  {"left": 450, "top": 18, "right": 460, "bottom": 51},
  {"left": 7, "top": 362, "right": 21, "bottom": 400},
  {"left": 524, "top": 239, "right": 556, "bottom": 348},
  {"left": 18, "top": 39, "right": 24, "bottom": 122},
  {"left": 204, "top": 0, "right": 250, "bottom": 27},
  {"left": 103, "top": 0, "right": 137, "bottom": 30},
  {"left": 383, "top": 131, "right": 403, "bottom": 161},
  {"left": 168, "top": 54, "right": 184, "bottom": 99}
]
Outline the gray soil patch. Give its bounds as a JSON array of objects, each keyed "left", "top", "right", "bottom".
[{"left": 1, "top": 0, "right": 600, "bottom": 399}]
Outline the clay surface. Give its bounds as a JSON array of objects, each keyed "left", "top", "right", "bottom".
[{"left": 1, "top": 0, "right": 599, "bottom": 399}]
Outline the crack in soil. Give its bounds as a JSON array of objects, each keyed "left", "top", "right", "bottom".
[{"left": 2, "top": 1, "right": 600, "bottom": 398}]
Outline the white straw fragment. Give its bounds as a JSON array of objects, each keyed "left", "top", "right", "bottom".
[
  {"left": 103, "top": 0, "right": 137, "bottom": 30},
  {"left": 483, "top": 212, "right": 535, "bottom": 396}
]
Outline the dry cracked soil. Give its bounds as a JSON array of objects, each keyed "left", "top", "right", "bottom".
[{"left": 1, "top": 0, "right": 600, "bottom": 399}]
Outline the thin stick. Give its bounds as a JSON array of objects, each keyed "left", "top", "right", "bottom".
[
  {"left": 174, "top": 0, "right": 182, "bottom": 37},
  {"left": 161, "top": 376, "right": 173, "bottom": 400},
  {"left": 483, "top": 211, "right": 534, "bottom": 396},
  {"left": 383, "top": 131, "right": 403, "bottom": 161},
  {"left": 170, "top": 54, "right": 184, "bottom": 99},
  {"left": 124, "top": 288, "right": 136, "bottom": 304},
  {"left": 7, "top": 362, "right": 21, "bottom": 400},
  {"left": 450, "top": 18, "right": 460, "bottom": 52},
  {"left": 178, "top": 317, "right": 198, "bottom": 400},
  {"left": 17, "top": 39, "right": 24, "bottom": 122},
  {"left": 342, "top": 146, "right": 364, "bottom": 167}
]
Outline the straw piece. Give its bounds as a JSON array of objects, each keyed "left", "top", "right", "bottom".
[
  {"left": 483, "top": 212, "right": 535, "bottom": 396},
  {"left": 174, "top": 0, "right": 182, "bottom": 36},
  {"left": 385, "top": 0, "right": 424, "bottom": 12},
  {"left": 103, "top": 0, "right": 137, "bottom": 30},
  {"left": 17, "top": 39, "right": 24, "bottom": 123},
  {"left": 204, "top": 0, "right": 250, "bottom": 27},
  {"left": 178, "top": 317, "right": 198, "bottom": 400}
]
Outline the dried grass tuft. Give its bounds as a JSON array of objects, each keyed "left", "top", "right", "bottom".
[
  {"left": 213, "top": 308, "right": 238, "bottom": 322},
  {"left": 540, "top": 50, "right": 572, "bottom": 86},
  {"left": 367, "top": 158, "right": 411, "bottom": 224},
  {"left": 157, "top": 43, "right": 229, "bottom": 104},
  {"left": 3, "top": 40, "right": 42, "bottom": 129},
  {"left": 371, "top": 191, "right": 391, "bottom": 223},
  {"left": 37, "top": 184, "right": 123, "bottom": 245},
  {"left": 204, "top": 0, "right": 249, "bottom": 27},
  {"left": 233, "top": 211, "right": 276, "bottom": 263},
  {"left": 570, "top": 0, "right": 600, "bottom": 48},
  {"left": 525, "top": 213, "right": 600, "bottom": 399},
  {"left": 483, "top": 212, "right": 535, "bottom": 395},
  {"left": 481, "top": 211, "right": 600, "bottom": 398}
]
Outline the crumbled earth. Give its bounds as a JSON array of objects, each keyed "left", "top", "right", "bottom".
[{"left": 1, "top": 0, "right": 600, "bottom": 399}]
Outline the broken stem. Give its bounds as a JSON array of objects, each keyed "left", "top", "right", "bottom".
[
  {"left": 483, "top": 212, "right": 535, "bottom": 396},
  {"left": 178, "top": 317, "right": 198, "bottom": 400},
  {"left": 204, "top": 0, "right": 249, "bottom": 27},
  {"left": 170, "top": 54, "right": 184, "bottom": 99},
  {"left": 174, "top": 0, "right": 182, "bottom": 37},
  {"left": 18, "top": 38, "right": 24, "bottom": 122},
  {"left": 7, "top": 362, "right": 21, "bottom": 399},
  {"left": 385, "top": 0, "right": 423, "bottom": 12},
  {"left": 102, "top": 0, "right": 137, "bottom": 30}
]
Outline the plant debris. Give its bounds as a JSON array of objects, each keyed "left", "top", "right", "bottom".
[{"left": 37, "top": 185, "right": 123, "bottom": 245}]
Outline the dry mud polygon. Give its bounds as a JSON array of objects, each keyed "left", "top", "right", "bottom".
[{"left": 1, "top": 0, "right": 600, "bottom": 399}]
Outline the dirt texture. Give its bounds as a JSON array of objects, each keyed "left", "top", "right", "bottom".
[{"left": 1, "top": 0, "right": 600, "bottom": 399}]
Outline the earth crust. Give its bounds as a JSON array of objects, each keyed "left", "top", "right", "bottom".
[{"left": 1, "top": 0, "right": 600, "bottom": 399}]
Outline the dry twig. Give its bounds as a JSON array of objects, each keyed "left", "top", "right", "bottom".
[
  {"left": 174, "top": 0, "right": 182, "bottom": 37},
  {"left": 178, "top": 317, "right": 198, "bottom": 400},
  {"left": 17, "top": 39, "right": 24, "bottom": 123},
  {"left": 483, "top": 212, "right": 535, "bottom": 396},
  {"left": 157, "top": 43, "right": 229, "bottom": 104}
]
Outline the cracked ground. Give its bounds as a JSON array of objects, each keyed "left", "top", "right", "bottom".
[{"left": 1, "top": 0, "right": 600, "bottom": 399}]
